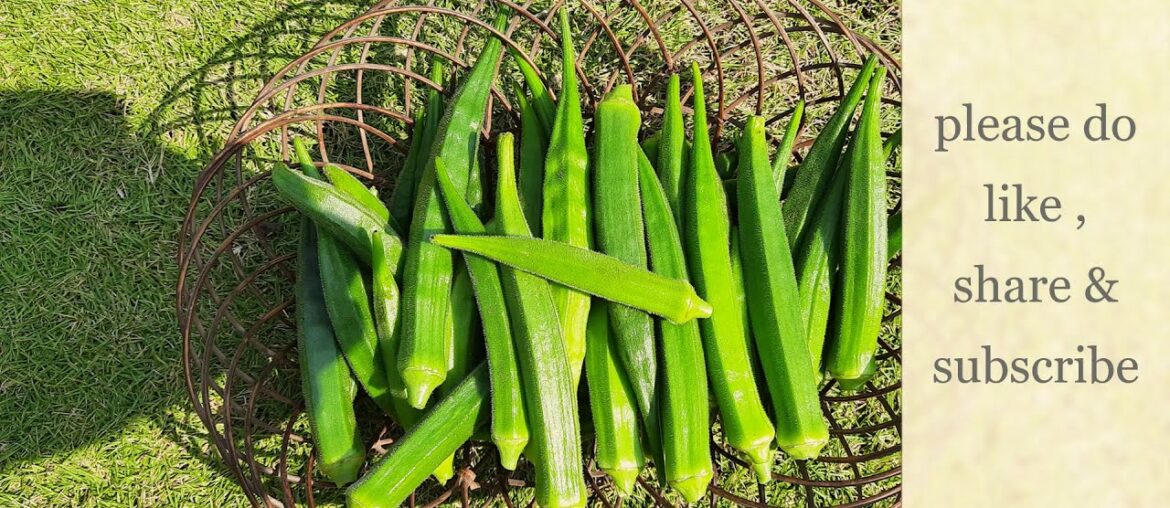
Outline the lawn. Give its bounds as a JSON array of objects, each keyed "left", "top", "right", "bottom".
[{"left": 0, "top": 1, "right": 899, "bottom": 506}]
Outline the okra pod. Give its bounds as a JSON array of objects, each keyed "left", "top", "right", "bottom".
[
  {"left": 592, "top": 84, "right": 659, "bottom": 444},
  {"left": 493, "top": 133, "right": 588, "bottom": 508},
  {"left": 888, "top": 210, "right": 902, "bottom": 261},
  {"left": 715, "top": 151, "right": 737, "bottom": 179},
  {"left": 679, "top": 68, "right": 775, "bottom": 479},
  {"left": 886, "top": 127, "right": 902, "bottom": 261},
  {"left": 737, "top": 114, "right": 828, "bottom": 460},
  {"left": 388, "top": 60, "right": 445, "bottom": 230},
  {"left": 518, "top": 93, "right": 549, "bottom": 232},
  {"left": 640, "top": 130, "right": 661, "bottom": 165},
  {"left": 397, "top": 13, "right": 506, "bottom": 408},
  {"left": 584, "top": 304, "right": 645, "bottom": 495},
  {"left": 825, "top": 68, "right": 889, "bottom": 382},
  {"left": 346, "top": 364, "right": 490, "bottom": 508},
  {"left": 657, "top": 73, "right": 687, "bottom": 229},
  {"left": 431, "top": 263, "right": 481, "bottom": 485},
  {"left": 318, "top": 231, "right": 398, "bottom": 416},
  {"left": 883, "top": 127, "right": 902, "bottom": 161},
  {"left": 369, "top": 230, "right": 403, "bottom": 399},
  {"left": 272, "top": 163, "right": 403, "bottom": 269},
  {"left": 510, "top": 48, "right": 556, "bottom": 134},
  {"left": 431, "top": 234, "right": 712, "bottom": 325},
  {"left": 795, "top": 168, "right": 846, "bottom": 375},
  {"left": 433, "top": 157, "right": 529, "bottom": 470},
  {"left": 443, "top": 265, "right": 481, "bottom": 383},
  {"left": 389, "top": 110, "right": 427, "bottom": 229},
  {"left": 322, "top": 164, "right": 390, "bottom": 226},
  {"left": 296, "top": 221, "right": 364, "bottom": 486},
  {"left": 771, "top": 101, "right": 805, "bottom": 197},
  {"left": 637, "top": 149, "right": 714, "bottom": 500},
  {"left": 541, "top": 7, "right": 591, "bottom": 387},
  {"left": 782, "top": 55, "right": 877, "bottom": 245}
]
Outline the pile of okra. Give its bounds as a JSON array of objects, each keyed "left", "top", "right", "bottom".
[{"left": 274, "top": 8, "right": 900, "bottom": 508}]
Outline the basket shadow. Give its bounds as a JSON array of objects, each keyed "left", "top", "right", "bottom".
[
  {"left": 0, "top": 0, "right": 374, "bottom": 486},
  {"left": 0, "top": 89, "right": 209, "bottom": 471}
]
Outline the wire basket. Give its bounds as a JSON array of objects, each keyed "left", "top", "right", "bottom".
[{"left": 176, "top": 1, "right": 901, "bottom": 506}]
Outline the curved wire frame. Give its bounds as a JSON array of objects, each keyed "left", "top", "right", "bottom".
[{"left": 176, "top": 1, "right": 902, "bottom": 506}]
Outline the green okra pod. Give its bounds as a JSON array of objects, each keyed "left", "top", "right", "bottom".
[
  {"left": 715, "top": 151, "right": 737, "bottom": 179},
  {"left": 272, "top": 163, "right": 403, "bottom": 269},
  {"left": 737, "top": 114, "right": 828, "bottom": 460},
  {"left": 518, "top": 93, "right": 549, "bottom": 232},
  {"left": 771, "top": 101, "right": 805, "bottom": 197},
  {"left": 431, "top": 262, "right": 481, "bottom": 485},
  {"left": 541, "top": 7, "right": 591, "bottom": 387},
  {"left": 636, "top": 149, "right": 713, "bottom": 500},
  {"left": 782, "top": 55, "right": 877, "bottom": 245},
  {"left": 825, "top": 68, "right": 889, "bottom": 382},
  {"left": 584, "top": 304, "right": 645, "bottom": 496},
  {"left": 433, "top": 157, "right": 529, "bottom": 470},
  {"left": 290, "top": 139, "right": 398, "bottom": 415},
  {"left": 388, "top": 60, "right": 446, "bottom": 230},
  {"left": 888, "top": 210, "right": 902, "bottom": 261},
  {"left": 592, "top": 84, "right": 659, "bottom": 447},
  {"left": 322, "top": 164, "right": 390, "bottom": 225},
  {"left": 389, "top": 110, "right": 427, "bottom": 229},
  {"left": 369, "top": 229, "right": 403, "bottom": 399},
  {"left": 317, "top": 231, "right": 398, "bottom": 416},
  {"left": 510, "top": 49, "right": 556, "bottom": 134},
  {"left": 296, "top": 220, "right": 364, "bottom": 486},
  {"left": 397, "top": 13, "right": 507, "bottom": 409},
  {"left": 729, "top": 227, "right": 751, "bottom": 347},
  {"left": 430, "top": 234, "right": 712, "bottom": 325},
  {"left": 679, "top": 68, "right": 775, "bottom": 479},
  {"left": 493, "top": 132, "right": 588, "bottom": 508},
  {"left": 657, "top": 73, "right": 688, "bottom": 229},
  {"left": 885, "top": 127, "right": 902, "bottom": 261},
  {"left": 795, "top": 168, "right": 847, "bottom": 375},
  {"left": 346, "top": 364, "right": 490, "bottom": 508},
  {"left": 883, "top": 127, "right": 902, "bottom": 161},
  {"left": 640, "top": 130, "right": 661, "bottom": 165}
]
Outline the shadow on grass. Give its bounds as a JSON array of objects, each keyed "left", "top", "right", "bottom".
[
  {"left": 0, "top": 0, "right": 373, "bottom": 493},
  {"left": 0, "top": 89, "right": 206, "bottom": 469}
]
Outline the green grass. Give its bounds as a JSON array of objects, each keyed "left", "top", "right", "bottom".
[{"left": 0, "top": 0, "right": 898, "bottom": 506}]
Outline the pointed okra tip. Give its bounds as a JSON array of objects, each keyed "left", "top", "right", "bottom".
[
  {"left": 608, "top": 468, "right": 641, "bottom": 497},
  {"left": 750, "top": 460, "right": 773, "bottom": 484},
  {"left": 432, "top": 455, "right": 455, "bottom": 484},
  {"left": 675, "top": 287, "right": 713, "bottom": 323},
  {"left": 402, "top": 367, "right": 443, "bottom": 409},
  {"left": 495, "top": 435, "right": 527, "bottom": 471},
  {"left": 780, "top": 434, "right": 830, "bottom": 461},
  {"left": 671, "top": 469, "right": 713, "bottom": 504},
  {"left": 319, "top": 448, "right": 365, "bottom": 487}
]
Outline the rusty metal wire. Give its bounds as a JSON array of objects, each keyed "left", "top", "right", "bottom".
[{"left": 176, "top": 1, "right": 902, "bottom": 506}]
